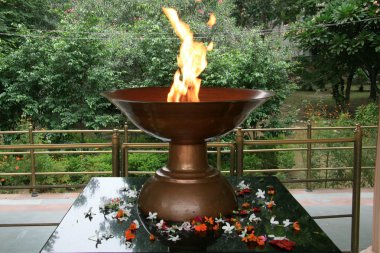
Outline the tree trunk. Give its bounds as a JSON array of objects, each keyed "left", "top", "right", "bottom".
[
  {"left": 344, "top": 70, "right": 355, "bottom": 106},
  {"left": 368, "top": 66, "right": 379, "bottom": 101}
]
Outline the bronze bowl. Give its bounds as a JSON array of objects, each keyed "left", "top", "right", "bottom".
[{"left": 102, "top": 87, "right": 273, "bottom": 248}]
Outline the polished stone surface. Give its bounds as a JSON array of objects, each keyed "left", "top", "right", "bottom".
[{"left": 40, "top": 176, "right": 342, "bottom": 252}]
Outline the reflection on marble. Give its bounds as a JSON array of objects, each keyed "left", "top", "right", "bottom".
[{"left": 40, "top": 176, "right": 341, "bottom": 253}]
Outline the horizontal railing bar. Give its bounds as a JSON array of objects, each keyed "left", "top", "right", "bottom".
[
  {"left": 0, "top": 184, "right": 86, "bottom": 190},
  {"left": 0, "top": 172, "right": 32, "bottom": 176},
  {"left": 245, "top": 138, "right": 355, "bottom": 145},
  {"left": 312, "top": 214, "right": 352, "bottom": 219},
  {"left": 244, "top": 168, "right": 307, "bottom": 173},
  {"left": 242, "top": 128, "right": 307, "bottom": 132},
  {"left": 35, "top": 171, "right": 111, "bottom": 175},
  {"left": 0, "top": 223, "right": 60, "bottom": 227},
  {"left": 0, "top": 143, "right": 112, "bottom": 150},
  {"left": 33, "top": 130, "right": 116, "bottom": 134},
  {"left": 0, "top": 152, "right": 30, "bottom": 155},
  {"left": 34, "top": 150, "right": 112, "bottom": 154},
  {"left": 280, "top": 178, "right": 352, "bottom": 183},
  {"left": 245, "top": 148, "right": 307, "bottom": 153},
  {"left": 0, "top": 131, "right": 29, "bottom": 134}
]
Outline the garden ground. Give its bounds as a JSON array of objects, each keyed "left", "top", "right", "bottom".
[{"left": 0, "top": 188, "right": 374, "bottom": 253}]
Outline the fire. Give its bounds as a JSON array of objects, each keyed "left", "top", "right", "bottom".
[{"left": 163, "top": 8, "right": 216, "bottom": 102}]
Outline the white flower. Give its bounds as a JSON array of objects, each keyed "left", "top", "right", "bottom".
[
  {"left": 122, "top": 203, "right": 134, "bottom": 208},
  {"left": 179, "top": 221, "right": 192, "bottom": 231},
  {"left": 156, "top": 219, "right": 165, "bottom": 230},
  {"left": 282, "top": 219, "right": 292, "bottom": 227},
  {"left": 248, "top": 213, "right": 256, "bottom": 222},
  {"left": 132, "top": 219, "right": 140, "bottom": 229},
  {"left": 256, "top": 189, "right": 265, "bottom": 199},
  {"left": 237, "top": 180, "right": 250, "bottom": 190},
  {"left": 147, "top": 211, "right": 158, "bottom": 220},
  {"left": 165, "top": 225, "right": 179, "bottom": 234},
  {"left": 123, "top": 208, "right": 132, "bottom": 217},
  {"left": 265, "top": 200, "right": 276, "bottom": 207},
  {"left": 168, "top": 235, "right": 181, "bottom": 242},
  {"left": 270, "top": 216, "right": 279, "bottom": 225},
  {"left": 252, "top": 217, "right": 262, "bottom": 223},
  {"left": 268, "top": 234, "right": 287, "bottom": 240},
  {"left": 126, "top": 189, "right": 138, "bottom": 199},
  {"left": 239, "top": 228, "right": 248, "bottom": 239},
  {"left": 215, "top": 217, "right": 225, "bottom": 223},
  {"left": 222, "top": 222, "right": 235, "bottom": 234}
]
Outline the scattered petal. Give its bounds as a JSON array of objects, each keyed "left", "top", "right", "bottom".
[
  {"left": 256, "top": 189, "right": 265, "bottom": 199},
  {"left": 270, "top": 239, "right": 296, "bottom": 251},
  {"left": 168, "top": 234, "right": 181, "bottom": 242},
  {"left": 222, "top": 222, "right": 235, "bottom": 234},
  {"left": 147, "top": 211, "right": 158, "bottom": 220},
  {"left": 283, "top": 219, "right": 292, "bottom": 227},
  {"left": 270, "top": 216, "right": 279, "bottom": 225},
  {"left": 293, "top": 221, "right": 301, "bottom": 231}
]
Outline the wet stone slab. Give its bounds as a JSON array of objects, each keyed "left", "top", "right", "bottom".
[{"left": 40, "top": 176, "right": 341, "bottom": 253}]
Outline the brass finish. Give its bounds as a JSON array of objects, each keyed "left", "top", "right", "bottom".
[
  {"left": 111, "top": 129, "right": 121, "bottom": 177},
  {"left": 29, "top": 123, "right": 37, "bottom": 196},
  {"left": 103, "top": 87, "right": 273, "bottom": 221},
  {"left": 306, "top": 121, "right": 312, "bottom": 191},
  {"left": 351, "top": 125, "right": 362, "bottom": 253},
  {"left": 236, "top": 127, "right": 243, "bottom": 176}
]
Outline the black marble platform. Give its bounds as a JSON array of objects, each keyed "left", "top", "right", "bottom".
[{"left": 40, "top": 176, "right": 342, "bottom": 252}]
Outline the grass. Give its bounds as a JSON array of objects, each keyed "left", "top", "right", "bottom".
[{"left": 281, "top": 87, "right": 371, "bottom": 122}]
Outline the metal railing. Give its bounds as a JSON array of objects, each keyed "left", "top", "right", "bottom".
[{"left": 0, "top": 122, "right": 374, "bottom": 253}]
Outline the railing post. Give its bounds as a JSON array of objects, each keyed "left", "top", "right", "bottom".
[
  {"left": 351, "top": 124, "right": 362, "bottom": 253},
  {"left": 112, "top": 129, "right": 120, "bottom": 177},
  {"left": 306, "top": 121, "right": 312, "bottom": 192},
  {"left": 216, "top": 137, "right": 221, "bottom": 171},
  {"left": 29, "top": 123, "right": 37, "bottom": 197},
  {"left": 123, "top": 123, "right": 129, "bottom": 177},
  {"left": 236, "top": 127, "right": 244, "bottom": 177},
  {"left": 229, "top": 144, "right": 235, "bottom": 176}
]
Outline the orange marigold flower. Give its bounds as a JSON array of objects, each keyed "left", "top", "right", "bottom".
[
  {"left": 194, "top": 223, "right": 207, "bottom": 232},
  {"left": 235, "top": 221, "right": 242, "bottom": 231},
  {"left": 115, "top": 209, "right": 124, "bottom": 219},
  {"left": 15, "top": 166, "right": 20, "bottom": 170},
  {"left": 257, "top": 235, "right": 266, "bottom": 246},
  {"left": 149, "top": 234, "right": 155, "bottom": 241},
  {"left": 293, "top": 221, "right": 301, "bottom": 231},
  {"left": 247, "top": 232, "right": 257, "bottom": 242},
  {"left": 246, "top": 225, "right": 254, "bottom": 233},
  {"left": 242, "top": 236, "right": 249, "bottom": 243},
  {"left": 125, "top": 229, "right": 135, "bottom": 241},
  {"left": 0, "top": 178, "right": 5, "bottom": 182},
  {"left": 129, "top": 223, "right": 137, "bottom": 231},
  {"left": 241, "top": 202, "right": 250, "bottom": 208},
  {"left": 212, "top": 224, "right": 219, "bottom": 231},
  {"left": 16, "top": 157, "right": 20, "bottom": 161},
  {"left": 204, "top": 216, "right": 214, "bottom": 225}
]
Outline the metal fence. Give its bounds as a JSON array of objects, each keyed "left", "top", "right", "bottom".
[{"left": 0, "top": 122, "right": 376, "bottom": 253}]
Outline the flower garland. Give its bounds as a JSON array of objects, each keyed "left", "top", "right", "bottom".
[{"left": 88, "top": 181, "right": 301, "bottom": 251}]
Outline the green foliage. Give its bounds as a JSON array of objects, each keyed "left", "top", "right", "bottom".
[
  {"left": 288, "top": 0, "right": 380, "bottom": 101},
  {"left": 306, "top": 102, "right": 378, "bottom": 187},
  {"left": 232, "top": 0, "right": 325, "bottom": 28},
  {"left": 0, "top": 17, "right": 124, "bottom": 130},
  {"left": 1, "top": 0, "right": 296, "bottom": 131},
  {"left": 128, "top": 153, "right": 168, "bottom": 172}
]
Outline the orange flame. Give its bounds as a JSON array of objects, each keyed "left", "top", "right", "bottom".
[{"left": 163, "top": 8, "right": 216, "bottom": 102}]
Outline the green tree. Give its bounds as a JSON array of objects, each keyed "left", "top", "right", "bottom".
[
  {"left": 288, "top": 0, "right": 380, "bottom": 104},
  {"left": 0, "top": 14, "right": 124, "bottom": 130},
  {"left": 232, "top": 0, "right": 326, "bottom": 28}
]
